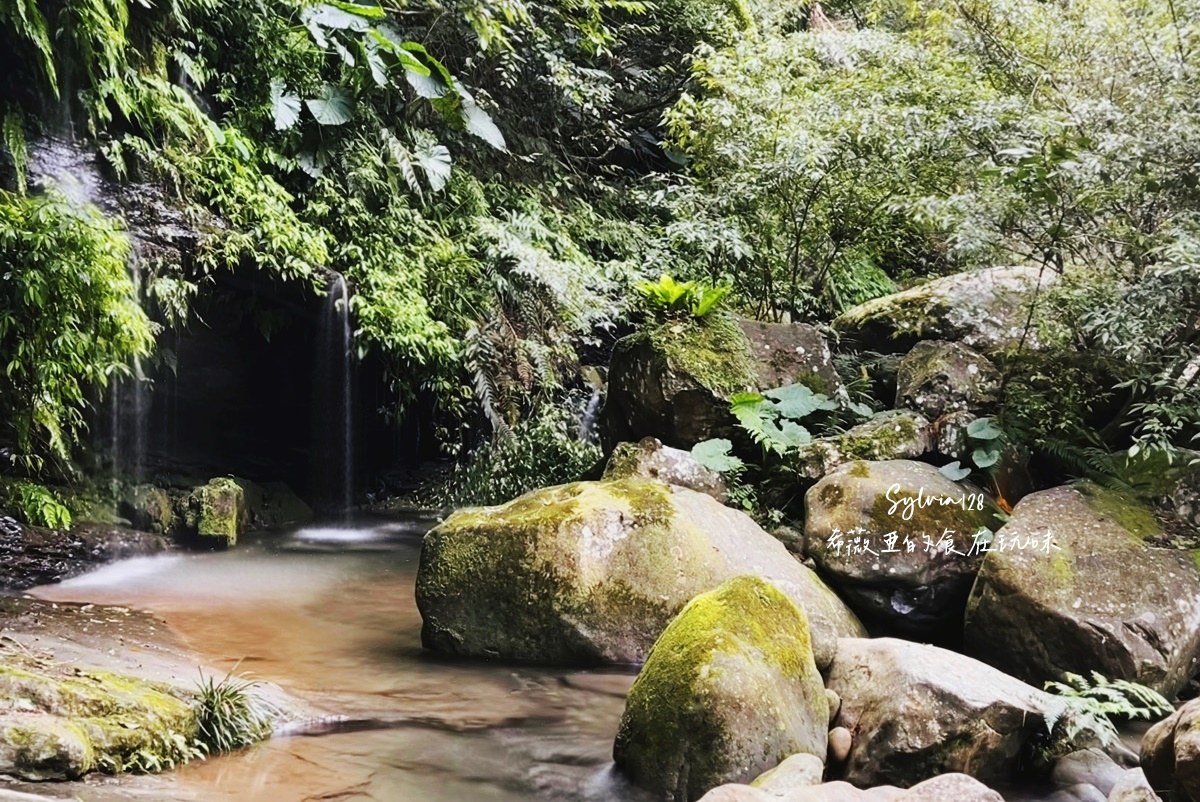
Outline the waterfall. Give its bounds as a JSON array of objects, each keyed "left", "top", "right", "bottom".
[
  {"left": 315, "top": 274, "right": 354, "bottom": 515},
  {"left": 578, "top": 386, "right": 602, "bottom": 443},
  {"left": 106, "top": 251, "right": 151, "bottom": 482}
]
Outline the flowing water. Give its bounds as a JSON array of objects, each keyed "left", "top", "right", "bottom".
[
  {"left": 30, "top": 516, "right": 651, "bottom": 802},
  {"left": 314, "top": 275, "right": 355, "bottom": 515}
]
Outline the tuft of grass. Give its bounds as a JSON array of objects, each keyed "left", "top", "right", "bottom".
[{"left": 192, "top": 671, "right": 273, "bottom": 754}]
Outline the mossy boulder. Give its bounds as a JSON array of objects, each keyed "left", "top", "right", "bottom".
[
  {"left": 232, "top": 478, "right": 314, "bottom": 531},
  {"left": 826, "top": 637, "right": 1052, "bottom": 788},
  {"left": 804, "top": 460, "right": 1005, "bottom": 635},
  {"left": 791, "top": 410, "right": 933, "bottom": 481},
  {"left": 120, "top": 484, "right": 178, "bottom": 536},
  {"left": 0, "top": 656, "right": 195, "bottom": 780},
  {"left": 184, "top": 477, "right": 246, "bottom": 548},
  {"left": 895, "top": 341, "right": 1000, "bottom": 420},
  {"left": 601, "top": 315, "right": 843, "bottom": 451},
  {"left": 603, "top": 437, "right": 727, "bottom": 502},
  {"left": 416, "top": 478, "right": 864, "bottom": 668},
  {"left": 613, "top": 576, "right": 830, "bottom": 802},
  {"left": 832, "top": 266, "right": 1057, "bottom": 357},
  {"left": 964, "top": 483, "right": 1200, "bottom": 697}
]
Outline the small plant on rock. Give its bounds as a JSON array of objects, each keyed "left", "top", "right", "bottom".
[
  {"left": 637, "top": 274, "right": 730, "bottom": 320},
  {"left": 193, "top": 671, "right": 272, "bottom": 754},
  {"left": 1037, "top": 672, "right": 1171, "bottom": 761}
]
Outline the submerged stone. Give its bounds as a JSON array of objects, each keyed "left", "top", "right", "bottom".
[
  {"left": 613, "top": 576, "right": 829, "bottom": 802},
  {"left": 416, "top": 478, "right": 864, "bottom": 668}
]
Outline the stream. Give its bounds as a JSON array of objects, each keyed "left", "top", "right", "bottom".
[{"left": 27, "top": 515, "right": 652, "bottom": 802}]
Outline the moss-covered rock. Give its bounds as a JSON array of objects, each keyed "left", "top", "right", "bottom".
[
  {"left": 832, "top": 266, "right": 1057, "bottom": 357},
  {"left": 0, "top": 655, "right": 196, "bottom": 780},
  {"left": 965, "top": 483, "right": 1200, "bottom": 696},
  {"left": 826, "top": 637, "right": 1052, "bottom": 788},
  {"left": 613, "top": 576, "right": 829, "bottom": 802},
  {"left": 895, "top": 341, "right": 1000, "bottom": 419},
  {"left": 791, "top": 410, "right": 933, "bottom": 481},
  {"left": 232, "top": 478, "right": 313, "bottom": 531},
  {"left": 416, "top": 478, "right": 864, "bottom": 668},
  {"left": 184, "top": 477, "right": 246, "bottom": 548},
  {"left": 121, "top": 484, "right": 178, "bottom": 536},
  {"left": 804, "top": 460, "right": 1004, "bottom": 635},
  {"left": 600, "top": 314, "right": 844, "bottom": 451},
  {"left": 602, "top": 437, "right": 727, "bottom": 502}
]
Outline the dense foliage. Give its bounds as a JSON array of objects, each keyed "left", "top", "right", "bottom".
[{"left": 1, "top": 0, "right": 1199, "bottom": 486}]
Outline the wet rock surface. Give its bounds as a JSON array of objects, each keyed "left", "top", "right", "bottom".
[{"left": 0, "top": 518, "right": 169, "bottom": 593}]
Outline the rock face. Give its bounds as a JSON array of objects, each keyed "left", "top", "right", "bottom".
[
  {"left": 185, "top": 477, "right": 247, "bottom": 548},
  {"left": 416, "top": 479, "right": 865, "bottom": 669},
  {"left": 964, "top": 484, "right": 1200, "bottom": 696},
  {"left": 0, "top": 656, "right": 195, "bottom": 780},
  {"left": 804, "top": 460, "right": 1004, "bottom": 634},
  {"left": 832, "top": 265, "right": 1057, "bottom": 356},
  {"left": 1141, "top": 697, "right": 1200, "bottom": 800},
  {"left": 601, "top": 315, "right": 843, "bottom": 451},
  {"left": 826, "top": 637, "right": 1051, "bottom": 787},
  {"left": 614, "top": 576, "right": 830, "bottom": 802},
  {"left": 121, "top": 485, "right": 179, "bottom": 536},
  {"left": 603, "top": 437, "right": 727, "bottom": 502},
  {"left": 232, "top": 479, "right": 314, "bottom": 530},
  {"left": 792, "top": 411, "right": 933, "bottom": 481},
  {"left": 894, "top": 341, "right": 1000, "bottom": 419}
]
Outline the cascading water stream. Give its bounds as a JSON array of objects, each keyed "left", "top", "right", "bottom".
[{"left": 315, "top": 274, "right": 354, "bottom": 515}]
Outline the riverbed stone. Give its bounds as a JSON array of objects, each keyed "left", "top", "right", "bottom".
[
  {"left": 0, "top": 655, "right": 195, "bottom": 780},
  {"left": 1053, "top": 749, "right": 1127, "bottom": 797},
  {"left": 603, "top": 437, "right": 727, "bottom": 502},
  {"left": 614, "top": 577, "right": 830, "bottom": 801},
  {"left": 184, "top": 477, "right": 246, "bottom": 548},
  {"left": 826, "top": 637, "right": 1052, "bottom": 787},
  {"left": 751, "top": 752, "right": 825, "bottom": 792},
  {"left": 895, "top": 774, "right": 1004, "bottom": 801},
  {"left": 417, "top": 478, "right": 864, "bottom": 668},
  {"left": 791, "top": 411, "right": 933, "bottom": 481},
  {"left": 1106, "top": 768, "right": 1162, "bottom": 802},
  {"left": 804, "top": 460, "right": 1004, "bottom": 634},
  {"left": 1141, "top": 697, "right": 1200, "bottom": 800},
  {"left": 895, "top": 341, "right": 1000, "bottom": 419},
  {"left": 832, "top": 265, "right": 1057, "bottom": 356},
  {"left": 601, "top": 315, "right": 843, "bottom": 451},
  {"left": 964, "top": 483, "right": 1200, "bottom": 697}
]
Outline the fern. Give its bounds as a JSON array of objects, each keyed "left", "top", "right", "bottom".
[{"left": 1038, "top": 672, "right": 1172, "bottom": 760}]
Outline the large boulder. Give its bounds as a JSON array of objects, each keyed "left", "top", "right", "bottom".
[
  {"left": 0, "top": 656, "right": 195, "bottom": 780},
  {"left": 416, "top": 479, "right": 864, "bottom": 668},
  {"left": 895, "top": 774, "right": 1004, "bottom": 801},
  {"left": 792, "top": 411, "right": 933, "bottom": 481},
  {"left": 601, "top": 315, "right": 843, "bottom": 451},
  {"left": 832, "top": 266, "right": 1057, "bottom": 357},
  {"left": 603, "top": 437, "right": 727, "bottom": 502},
  {"left": 894, "top": 341, "right": 1000, "bottom": 420},
  {"left": 184, "top": 477, "right": 247, "bottom": 548},
  {"left": 120, "top": 484, "right": 180, "bottom": 536},
  {"left": 614, "top": 576, "right": 830, "bottom": 801},
  {"left": 826, "top": 637, "right": 1052, "bottom": 787},
  {"left": 804, "top": 460, "right": 1005, "bottom": 634},
  {"left": 1106, "top": 769, "right": 1163, "bottom": 802},
  {"left": 964, "top": 484, "right": 1200, "bottom": 696},
  {"left": 1141, "top": 697, "right": 1200, "bottom": 800}
]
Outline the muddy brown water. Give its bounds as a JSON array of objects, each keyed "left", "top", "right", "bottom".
[{"left": 16, "top": 515, "right": 1125, "bottom": 802}]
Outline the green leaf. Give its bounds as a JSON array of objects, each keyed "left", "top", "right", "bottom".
[
  {"left": 269, "top": 78, "right": 301, "bottom": 131},
  {"left": 306, "top": 84, "right": 354, "bottom": 126},
  {"left": 413, "top": 136, "right": 451, "bottom": 192},
  {"left": 302, "top": 3, "right": 374, "bottom": 33},
  {"left": 972, "top": 446, "right": 1001, "bottom": 469},
  {"left": 939, "top": 460, "right": 972, "bottom": 481},
  {"left": 967, "top": 417, "right": 1003, "bottom": 441},
  {"left": 461, "top": 92, "right": 506, "bottom": 150},
  {"left": 691, "top": 439, "right": 744, "bottom": 473},
  {"left": 764, "top": 383, "right": 834, "bottom": 421}
]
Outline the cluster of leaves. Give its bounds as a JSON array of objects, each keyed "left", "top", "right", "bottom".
[
  {"left": 938, "top": 417, "right": 1003, "bottom": 482},
  {"left": 417, "top": 405, "right": 600, "bottom": 507},
  {"left": 1039, "top": 672, "right": 1172, "bottom": 760},
  {"left": 636, "top": 274, "right": 730, "bottom": 320},
  {"left": 3, "top": 479, "right": 73, "bottom": 529},
  {"left": 0, "top": 190, "right": 154, "bottom": 476},
  {"left": 192, "top": 671, "right": 273, "bottom": 754}
]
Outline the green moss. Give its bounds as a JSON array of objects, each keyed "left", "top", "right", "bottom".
[
  {"left": 643, "top": 314, "right": 758, "bottom": 396},
  {"left": 794, "top": 371, "right": 830, "bottom": 395},
  {"left": 847, "top": 461, "right": 871, "bottom": 479},
  {"left": 602, "top": 442, "right": 642, "bottom": 480},
  {"left": 614, "top": 576, "right": 822, "bottom": 799},
  {"left": 837, "top": 413, "right": 921, "bottom": 461},
  {"left": 188, "top": 477, "right": 245, "bottom": 547},
  {"left": 868, "top": 486, "right": 1003, "bottom": 541},
  {"left": 1074, "top": 481, "right": 1160, "bottom": 540}
]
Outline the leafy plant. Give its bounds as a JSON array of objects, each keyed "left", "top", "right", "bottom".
[
  {"left": 637, "top": 274, "right": 730, "bottom": 320},
  {"left": 10, "top": 481, "right": 72, "bottom": 529},
  {"left": 1039, "top": 672, "right": 1172, "bottom": 760},
  {"left": 939, "top": 417, "right": 1004, "bottom": 481},
  {"left": 192, "top": 671, "right": 272, "bottom": 755}
]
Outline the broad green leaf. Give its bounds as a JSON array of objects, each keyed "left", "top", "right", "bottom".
[
  {"left": 306, "top": 84, "right": 354, "bottom": 126},
  {"left": 776, "top": 420, "right": 812, "bottom": 449},
  {"left": 269, "top": 78, "right": 301, "bottom": 131},
  {"left": 764, "top": 383, "right": 833, "bottom": 420},
  {"left": 972, "top": 446, "right": 1001, "bottom": 469},
  {"left": 939, "top": 460, "right": 972, "bottom": 481},
  {"left": 461, "top": 93, "right": 506, "bottom": 150},
  {"left": 691, "top": 439, "right": 744, "bottom": 473},
  {"left": 363, "top": 40, "right": 388, "bottom": 87},
  {"left": 413, "top": 138, "right": 451, "bottom": 192},
  {"left": 302, "top": 3, "right": 373, "bottom": 33},
  {"left": 966, "top": 417, "right": 1003, "bottom": 440},
  {"left": 328, "top": 0, "right": 386, "bottom": 18}
]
